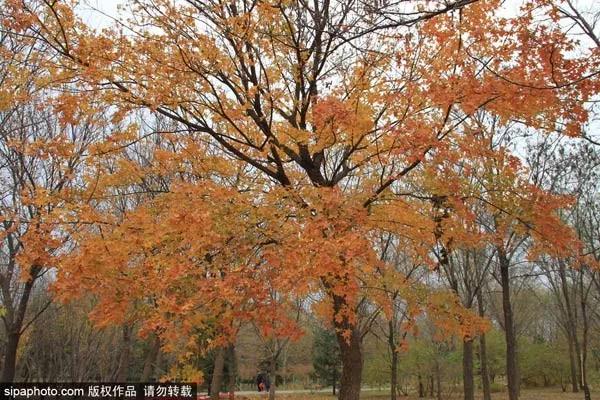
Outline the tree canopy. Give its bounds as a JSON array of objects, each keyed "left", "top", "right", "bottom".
[{"left": 1, "top": 0, "right": 599, "bottom": 398}]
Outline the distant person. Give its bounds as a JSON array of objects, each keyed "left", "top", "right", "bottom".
[
  {"left": 256, "top": 372, "right": 271, "bottom": 392},
  {"left": 256, "top": 373, "right": 265, "bottom": 392}
]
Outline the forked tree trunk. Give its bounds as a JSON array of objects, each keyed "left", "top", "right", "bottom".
[
  {"left": 498, "top": 247, "right": 519, "bottom": 400},
  {"left": 211, "top": 347, "right": 226, "bottom": 400},
  {"left": 559, "top": 262, "right": 581, "bottom": 392},
  {"left": 1, "top": 269, "right": 38, "bottom": 382},
  {"left": 463, "top": 339, "right": 475, "bottom": 400}
]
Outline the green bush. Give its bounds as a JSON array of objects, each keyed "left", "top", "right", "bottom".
[{"left": 490, "top": 382, "right": 505, "bottom": 393}]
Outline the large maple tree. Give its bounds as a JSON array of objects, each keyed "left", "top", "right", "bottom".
[{"left": 2, "top": 0, "right": 599, "bottom": 398}]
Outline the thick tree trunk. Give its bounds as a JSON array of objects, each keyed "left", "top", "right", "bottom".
[
  {"left": 463, "top": 339, "right": 475, "bottom": 400},
  {"left": 498, "top": 247, "right": 519, "bottom": 400},
  {"left": 1, "top": 333, "right": 20, "bottom": 382},
  {"left": 335, "top": 327, "right": 362, "bottom": 400},
  {"left": 141, "top": 334, "right": 160, "bottom": 382},
  {"left": 115, "top": 325, "right": 132, "bottom": 382},
  {"left": 329, "top": 290, "right": 363, "bottom": 400},
  {"left": 211, "top": 347, "right": 226, "bottom": 400},
  {"left": 477, "top": 289, "right": 492, "bottom": 400}
]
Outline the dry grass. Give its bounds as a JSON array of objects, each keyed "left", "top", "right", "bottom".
[{"left": 240, "top": 388, "right": 589, "bottom": 400}]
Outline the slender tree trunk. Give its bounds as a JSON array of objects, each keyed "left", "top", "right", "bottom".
[
  {"left": 463, "top": 339, "right": 475, "bottom": 400},
  {"left": 581, "top": 351, "right": 592, "bottom": 400},
  {"left": 154, "top": 351, "right": 163, "bottom": 379},
  {"left": 559, "top": 262, "right": 581, "bottom": 391},
  {"left": 141, "top": 334, "right": 160, "bottom": 382},
  {"left": 574, "top": 335, "right": 583, "bottom": 389},
  {"left": 227, "top": 344, "right": 236, "bottom": 399},
  {"left": 429, "top": 375, "right": 434, "bottom": 398},
  {"left": 268, "top": 355, "right": 276, "bottom": 400},
  {"left": 1, "top": 270, "right": 37, "bottom": 382},
  {"left": 477, "top": 289, "right": 492, "bottom": 400},
  {"left": 390, "top": 350, "right": 398, "bottom": 400},
  {"left": 332, "top": 363, "right": 339, "bottom": 396},
  {"left": 435, "top": 359, "right": 442, "bottom": 400},
  {"left": 211, "top": 347, "right": 226, "bottom": 400},
  {"left": 389, "top": 320, "right": 398, "bottom": 400},
  {"left": 498, "top": 247, "right": 519, "bottom": 400},
  {"left": 417, "top": 374, "right": 424, "bottom": 398},
  {"left": 566, "top": 331, "right": 579, "bottom": 392},
  {"left": 115, "top": 325, "right": 132, "bottom": 382},
  {"left": 579, "top": 274, "right": 591, "bottom": 400}
]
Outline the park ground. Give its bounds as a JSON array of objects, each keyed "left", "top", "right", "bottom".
[{"left": 239, "top": 388, "right": 591, "bottom": 400}]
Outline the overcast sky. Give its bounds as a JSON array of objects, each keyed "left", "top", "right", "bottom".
[
  {"left": 79, "top": 0, "right": 122, "bottom": 29},
  {"left": 79, "top": 0, "right": 598, "bottom": 34}
]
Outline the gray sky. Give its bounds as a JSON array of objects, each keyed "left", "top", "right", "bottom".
[
  {"left": 79, "top": 0, "right": 598, "bottom": 34},
  {"left": 79, "top": 0, "right": 122, "bottom": 29}
]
